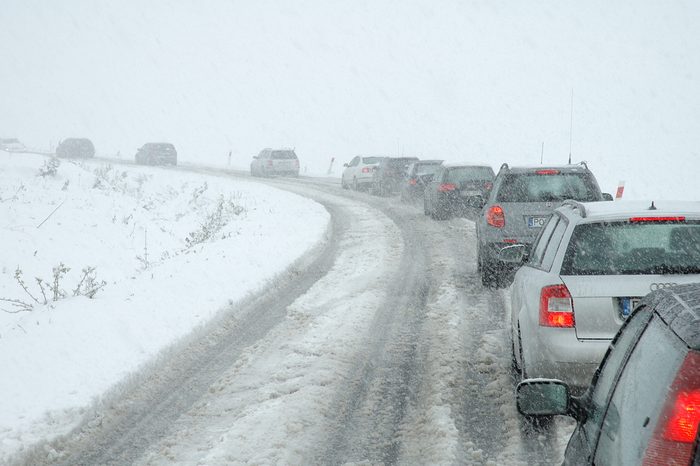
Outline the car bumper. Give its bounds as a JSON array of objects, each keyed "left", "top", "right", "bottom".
[{"left": 527, "top": 328, "right": 610, "bottom": 388}]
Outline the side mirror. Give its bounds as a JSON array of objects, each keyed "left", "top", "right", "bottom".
[
  {"left": 602, "top": 193, "right": 614, "bottom": 201},
  {"left": 516, "top": 379, "right": 570, "bottom": 417},
  {"left": 343, "top": 163, "right": 348, "bottom": 167},
  {"left": 253, "top": 155, "right": 258, "bottom": 159},
  {"left": 498, "top": 244, "right": 527, "bottom": 263}
]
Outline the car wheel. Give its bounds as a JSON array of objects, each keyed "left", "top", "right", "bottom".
[
  {"left": 479, "top": 248, "right": 497, "bottom": 287},
  {"left": 341, "top": 177, "right": 348, "bottom": 189},
  {"left": 423, "top": 197, "right": 430, "bottom": 216},
  {"left": 353, "top": 177, "right": 359, "bottom": 191}
]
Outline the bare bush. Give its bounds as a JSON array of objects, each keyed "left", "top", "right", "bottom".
[
  {"left": 185, "top": 195, "right": 245, "bottom": 249},
  {"left": 38, "top": 158, "right": 60, "bottom": 177}
]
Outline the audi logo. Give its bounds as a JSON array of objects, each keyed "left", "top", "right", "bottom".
[{"left": 650, "top": 283, "right": 679, "bottom": 291}]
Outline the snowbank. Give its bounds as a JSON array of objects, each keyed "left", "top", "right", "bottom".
[{"left": 0, "top": 151, "right": 329, "bottom": 462}]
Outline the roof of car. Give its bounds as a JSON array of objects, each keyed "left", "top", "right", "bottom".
[
  {"left": 413, "top": 159, "right": 443, "bottom": 164},
  {"left": 642, "top": 283, "right": 700, "bottom": 350},
  {"left": 501, "top": 163, "right": 591, "bottom": 174},
  {"left": 559, "top": 200, "right": 700, "bottom": 220},
  {"left": 442, "top": 162, "right": 493, "bottom": 169}
]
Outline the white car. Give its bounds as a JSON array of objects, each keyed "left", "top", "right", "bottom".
[
  {"left": 0, "top": 138, "right": 26, "bottom": 152},
  {"left": 503, "top": 200, "right": 700, "bottom": 389},
  {"left": 341, "top": 156, "right": 383, "bottom": 190},
  {"left": 251, "top": 148, "right": 300, "bottom": 177}
]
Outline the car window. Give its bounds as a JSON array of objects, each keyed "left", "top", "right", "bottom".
[
  {"left": 594, "top": 317, "right": 686, "bottom": 465},
  {"left": 561, "top": 221, "right": 700, "bottom": 275},
  {"left": 415, "top": 163, "right": 442, "bottom": 176},
  {"left": 528, "top": 215, "right": 559, "bottom": 267},
  {"left": 271, "top": 150, "right": 297, "bottom": 160},
  {"left": 445, "top": 166, "right": 494, "bottom": 183},
  {"left": 349, "top": 156, "right": 359, "bottom": 167},
  {"left": 541, "top": 216, "right": 568, "bottom": 271},
  {"left": 495, "top": 172, "right": 601, "bottom": 202},
  {"left": 579, "top": 306, "right": 653, "bottom": 455}
]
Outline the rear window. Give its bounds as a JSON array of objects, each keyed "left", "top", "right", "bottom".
[
  {"left": 362, "top": 157, "right": 382, "bottom": 164},
  {"left": 414, "top": 163, "right": 442, "bottom": 176},
  {"left": 271, "top": 150, "right": 297, "bottom": 160},
  {"left": 496, "top": 172, "right": 601, "bottom": 202},
  {"left": 445, "top": 166, "right": 494, "bottom": 183},
  {"left": 561, "top": 221, "right": 700, "bottom": 275}
]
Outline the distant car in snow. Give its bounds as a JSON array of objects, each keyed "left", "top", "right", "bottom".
[
  {"left": 0, "top": 138, "right": 27, "bottom": 152},
  {"left": 135, "top": 143, "right": 177, "bottom": 166},
  {"left": 504, "top": 200, "right": 700, "bottom": 390},
  {"left": 250, "top": 148, "right": 300, "bottom": 177},
  {"left": 517, "top": 282, "right": 700, "bottom": 465},
  {"left": 422, "top": 163, "right": 494, "bottom": 218},
  {"left": 56, "top": 138, "right": 95, "bottom": 158},
  {"left": 369, "top": 156, "right": 419, "bottom": 196},
  {"left": 341, "top": 156, "right": 383, "bottom": 190},
  {"left": 399, "top": 159, "right": 443, "bottom": 202}
]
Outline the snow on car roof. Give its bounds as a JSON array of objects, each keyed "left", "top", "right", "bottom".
[{"left": 567, "top": 200, "right": 700, "bottom": 219}]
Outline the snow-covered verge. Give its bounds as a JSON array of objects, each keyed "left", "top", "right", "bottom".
[{"left": 0, "top": 151, "right": 329, "bottom": 463}]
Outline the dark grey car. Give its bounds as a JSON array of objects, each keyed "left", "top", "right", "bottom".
[
  {"left": 400, "top": 160, "right": 443, "bottom": 202},
  {"left": 516, "top": 283, "right": 700, "bottom": 465},
  {"left": 476, "top": 162, "right": 611, "bottom": 286},
  {"left": 56, "top": 138, "right": 95, "bottom": 158},
  {"left": 423, "top": 164, "right": 494, "bottom": 219},
  {"left": 135, "top": 143, "right": 177, "bottom": 166},
  {"left": 369, "top": 156, "right": 419, "bottom": 196}
]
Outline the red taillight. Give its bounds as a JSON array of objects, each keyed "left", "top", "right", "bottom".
[
  {"left": 408, "top": 178, "right": 417, "bottom": 185},
  {"left": 539, "top": 284, "right": 574, "bottom": 328},
  {"left": 484, "top": 181, "right": 493, "bottom": 190},
  {"left": 643, "top": 351, "right": 700, "bottom": 465},
  {"left": 535, "top": 169, "right": 560, "bottom": 175},
  {"left": 438, "top": 183, "right": 457, "bottom": 192},
  {"left": 630, "top": 216, "right": 686, "bottom": 223},
  {"left": 486, "top": 205, "right": 505, "bottom": 228},
  {"left": 362, "top": 167, "right": 370, "bottom": 173}
]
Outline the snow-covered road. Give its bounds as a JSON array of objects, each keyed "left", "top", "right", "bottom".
[{"left": 10, "top": 162, "right": 576, "bottom": 465}]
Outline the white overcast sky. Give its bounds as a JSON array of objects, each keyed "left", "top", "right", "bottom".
[{"left": 1, "top": 0, "right": 699, "bottom": 196}]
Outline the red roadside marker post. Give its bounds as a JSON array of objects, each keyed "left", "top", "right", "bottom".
[{"left": 615, "top": 181, "right": 625, "bottom": 200}]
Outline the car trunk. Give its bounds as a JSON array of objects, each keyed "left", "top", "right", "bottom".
[{"left": 560, "top": 274, "right": 700, "bottom": 340}]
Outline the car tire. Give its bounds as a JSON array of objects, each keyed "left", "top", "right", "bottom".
[
  {"left": 353, "top": 178, "right": 359, "bottom": 191},
  {"left": 478, "top": 247, "right": 498, "bottom": 287},
  {"left": 423, "top": 197, "right": 430, "bottom": 216},
  {"left": 341, "top": 178, "right": 348, "bottom": 189}
]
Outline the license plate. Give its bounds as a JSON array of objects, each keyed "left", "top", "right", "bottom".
[
  {"left": 526, "top": 216, "right": 548, "bottom": 228},
  {"left": 620, "top": 297, "right": 641, "bottom": 318}
]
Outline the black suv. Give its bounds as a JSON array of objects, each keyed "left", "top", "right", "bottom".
[
  {"left": 517, "top": 283, "right": 700, "bottom": 465},
  {"left": 476, "top": 162, "right": 611, "bottom": 286},
  {"left": 135, "top": 143, "right": 177, "bottom": 166},
  {"left": 56, "top": 138, "right": 95, "bottom": 158},
  {"left": 370, "top": 156, "right": 419, "bottom": 196}
]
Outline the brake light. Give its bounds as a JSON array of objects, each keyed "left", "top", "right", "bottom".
[
  {"left": 438, "top": 183, "right": 457, "bottom": 192},
  {"left": 409, "top": 178, "right": 417, "bottom": 185},
  {"left": 535, "top": 169, "right": 560, "bottom": 175},
  {"left": 486, "top": 205, "right": 505, "bottom": 228},
  {"left": 362, "top": 167, "right": 371, "bottom": 173},
  {"left": 539, "top": 284, "right": 574, "bottom": 327},
  {"left": 643, "top": 351, "right": 700, "bottom": 465},
  {"left": 630, "top": 216, "right": 686, "bottom": 223},
  {"left": 484, "top": 181, "right": 493, "bottom": 190}
]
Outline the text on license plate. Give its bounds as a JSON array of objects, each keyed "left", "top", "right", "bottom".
[
  {"left": 527, "top": 216, "right": 548, "bottom": 228},
  {"left": 620, "top": 297, "right": 641, "bottom": 318}
]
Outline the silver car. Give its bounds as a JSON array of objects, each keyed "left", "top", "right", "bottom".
[
  {"left": 251, "top": 148, "right": 300, "bottom": 177},
  {"left": 504, "top": 200, "right": 700, "bottom": 389},
  {"left": 477, "top": 162, "right": 612, "bottom": 287}
]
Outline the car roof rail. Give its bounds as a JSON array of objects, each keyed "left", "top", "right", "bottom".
[
  {"left": 578, "top": 161, "right": 588, "bottom": 169},
  {"left": 500, "top": 162, "right": 509, "bottom": 171},
  {"left": 562, "top": 200, "right": 587, "bottom": 218}
]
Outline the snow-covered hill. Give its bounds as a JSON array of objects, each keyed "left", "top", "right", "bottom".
[{"left": 0, "top": 151, "right": 328, "bottom": 462}]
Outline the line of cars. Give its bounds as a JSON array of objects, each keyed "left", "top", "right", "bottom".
[
  {"left": 2, "top": 136, "right": 178, "bottom": 165},
  {"left": 341, "top": 154, "right": 699, "bottom": 463}
]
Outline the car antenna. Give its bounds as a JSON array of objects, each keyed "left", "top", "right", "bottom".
[
  {"left": 568, "top": 89, "right": 574, "bottom": 165},
  {"left": 540, "top": 141, "right": 544, "bottom": 164},
  {"left": 649, "top": 201, "right": 657, "bottom": 210}
]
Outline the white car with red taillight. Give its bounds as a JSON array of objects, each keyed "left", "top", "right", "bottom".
[
  {"left": 503, "top": 200, "right": 700, "bottom": 389},
  {"left": 516, "top": 283, "right": 700, "bottom": 465},
  {"left": 341, "top": 156, "right": 383, "bottom": 190},
  {"left": 251, "top": 148, "right": 300, "bottom": 177}
]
